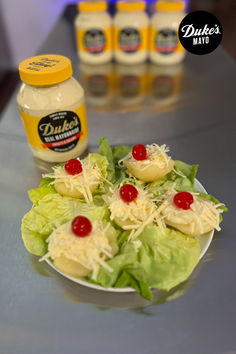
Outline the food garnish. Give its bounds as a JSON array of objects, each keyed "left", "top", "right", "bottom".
[
  {"left": 173, "top": 191, "right": 194, "bottom": 210},
  {"left": 119, "top": 184, "right": 138, "bottom": 203},
  {"left": 132, "top": 144, "right": 147, "bottom": 161},
  {"left": 65, "top": 159, "right": 83, "bottom": 175},
  {"left": 72, "top": 216, "right": 92, "bottom": 237}
]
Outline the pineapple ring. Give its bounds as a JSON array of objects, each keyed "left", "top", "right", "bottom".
[
  {"left": 164, "top": 219, "right": 213, "bottom": 237},
  {"left": 54, "top": 180, "right": 100, "bottom": 199},
  {"left": 54, "top": 256, "right": 90, "bottom": 278},
  {"left": 124, "top": 158, "right": 174, "bottom": 182}
]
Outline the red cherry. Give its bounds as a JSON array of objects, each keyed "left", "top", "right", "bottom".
[
  {"left": 71, "top": 216, "right": 92, "bottom": 237},
  {"left": 132, "top": 144, "right": 147, "bottom": 161},
  {"left": 173, "top": 192, "right": 194, "bottom": 210},
  {"left": 120, "top": 184, "right": 138, "bottom": 203},
  {"left": 65, "top": 159, "right": 82, "bottom": 175}
]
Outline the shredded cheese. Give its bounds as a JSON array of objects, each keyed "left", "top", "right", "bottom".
[
  {"left": 119, "top": 143, "right": 172, "bottom": 171},
  {"left": 40, "top": 220, "right": 116, "bottom": 280},
  {"left": 105, "top": 187, "right": 159, "bottom": 247},
  {"left": 156, "top": 187, "right": 223, "bottom": 234},
  {"left": 43, "top": 158, "right": 104, "bottom": 204}
]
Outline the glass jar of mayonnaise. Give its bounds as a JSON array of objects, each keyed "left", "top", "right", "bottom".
[
  {"left": 75, "top": 1, "right": 112, "bottom": 64},
  {"left": 114, "top": 1, "right": 149, "bottom": 64},
  {"left": 17, "top": 54, "right": 88, "bottom": 162},
  {"left": 150, "top": 1, "right": 185, "bottom": 65}
]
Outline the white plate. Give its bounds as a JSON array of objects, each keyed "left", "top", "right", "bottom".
[{"left": 46, "top": 178, "right": 214, "bottom": 293}]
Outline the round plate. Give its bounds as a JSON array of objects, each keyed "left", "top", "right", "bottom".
[{"left": 45, "top": 178, "right": 214, "bottom": 292}]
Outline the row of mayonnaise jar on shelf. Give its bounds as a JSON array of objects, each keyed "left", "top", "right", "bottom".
[
  {"left": 75, "top": 0, "right": 186, "bottom": 65},
  {"left": 80, "top": 62, "right": 183, "bottom": 109}
]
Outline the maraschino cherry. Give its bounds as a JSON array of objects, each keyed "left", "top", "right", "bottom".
[
  {"left": 120, "top": 184, "right": 138, "bottom": 203},
  {"left": 72, "top": 216, "right": 92, "bottom": 237},
  {"left": 65, "top": 159, "right": 83, "bottom": 175},
  {"left": 132, "top": 144, "right": 147, "bottom": 161},
  {"left": 173, "top": 192, "right": 194, "bottom": 210}
]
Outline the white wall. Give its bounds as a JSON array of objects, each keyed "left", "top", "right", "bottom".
[{"left": 1, "top": 0, "right": 76, "bottom": 68}]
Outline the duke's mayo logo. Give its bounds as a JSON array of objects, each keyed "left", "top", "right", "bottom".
[
  {"left": 38, "top": 111, "right": 81, "bottom": 152},
  {"left": 178, "top": 11, "right": 223, "bottom": 55}
]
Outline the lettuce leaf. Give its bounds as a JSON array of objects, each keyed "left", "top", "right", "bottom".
[
  {"left": 28, "top": 177, "right": 56, "bottom": 205},
  {"left": 198, "top": 192, "right": 228, "bottom": 212},
  {"left": 174, "top": 160, "right": 199, "bottom": 185},
  {"left": 21, "top": 193, "right": 110, "bottom": 256},
  {"left": 98, "top": 137, "right": 116, "bottom": 183},
  {"left": 84, "top": 153, "right": 109, "bottom": 178},
  {"left": 112, "top": 145, "right": 131, "bottom": 164},
  {"left": 93, "top": 225, "right": 201, "bottom": 300},
  {"left": 147, "top": 160, "right": 198, "bottom": 197}
]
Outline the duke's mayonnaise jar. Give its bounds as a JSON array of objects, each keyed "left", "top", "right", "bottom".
[
  {"left": 75, "top": 1, "right": 112, "bottom": 64},
  {"left": 17, "top": 55, "right": 88, "bottom": 162},
  {"left": 150, "top": 1, "right": 185, "bottom": 65},
  {"left": 114, "top": 1, "right": 149, "bottom": 64}
]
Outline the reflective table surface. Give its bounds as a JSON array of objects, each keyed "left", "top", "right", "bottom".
[{"left": 0, "top": 5, "right": 236, "bottom": 354}]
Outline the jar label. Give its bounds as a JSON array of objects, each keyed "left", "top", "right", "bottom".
[
  {"left": 115, "top": 27, "right": 148, "bottom": 53},
  {"left": 20, "top": 103, "right": 88, "bottom": 152},
  {"left": 76, "top": 28, "right": 112, "bottom": 54},
  {"left": 150, "top": 28, "right": 184, "bottom": 55}
]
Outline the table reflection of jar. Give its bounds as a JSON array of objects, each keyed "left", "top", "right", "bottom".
[
  {"left": 148, "top": 63, "right": 183, "bottom": 106},
  {"left": 79, "top": 62, "right": 114, "bottom": 109},
  {"left": 115, "top": 63, "right": 148, "bottom": 108}
]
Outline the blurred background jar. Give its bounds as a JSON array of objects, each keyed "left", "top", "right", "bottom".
[
  {"left": 114, "top": 1, "right": 149, "bottom": 64},
  {"left": 79, "top": 62, "right": 114, "bottom": 111},
  {"left": 150, "top": 1, "right": 186, "bottom": 65},
  {"left": 115, "top": 62, "right": 148, "bottom": 109},
  {"left": 17, "top": 55, "right": 88, "bottom": 163},
  {"left": 75, "top": 1, "right": 112, "bottom": 64},
  {"left": 148, "top": 62, "right": 183, "bottom": 107}
]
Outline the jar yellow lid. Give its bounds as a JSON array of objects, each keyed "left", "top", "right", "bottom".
[
  {"left": 117, "top": 1, "right": 146, "bottom": 12},
  {"left": 19, "top": 55, "right": 73, "bottom": 86},
  {"left": 78, "top": 1, "right": 107, "bottom": 12},
  {"left": 156, "top": 1, "right": 184, "bottom": 12}
]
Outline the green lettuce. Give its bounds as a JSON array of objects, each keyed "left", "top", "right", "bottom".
[
  {"left": 28, "top": 177, "right": 56, "bottom": 205},
  {"left": 98, "top": 137, "right": 116, "bottom": 183},
  {"left": 146, "top": 160, "right": 199, "bottom": 197},
  {"left": 112, "top": 145, "right": 131, "bottom": 164},
  {"left": 21, "top": 193, "right": 110, "bottom": 256},
  {"left": 84, "top": 153, "right": 109, "bottom": 178},
  {"left": 93, "top": 225, "right": 201, "bottom": 300}
]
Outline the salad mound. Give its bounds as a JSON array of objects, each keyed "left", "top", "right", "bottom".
[{"left": 21, "top": 138, "right": 227, "bottom": 300}]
